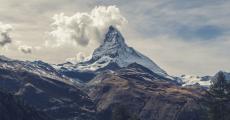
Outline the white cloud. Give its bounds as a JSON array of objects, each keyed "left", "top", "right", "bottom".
[
  {"left": 0, "top": 22, "right": 13, "bottom": 47},
  {"left": 18, "top": 45, "right": 32, "bottom": 54},
  {"left": 49, "top": 5, "right": 127, "bottom": 47}
]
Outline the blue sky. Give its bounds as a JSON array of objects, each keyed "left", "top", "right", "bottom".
[{"left": 0, "top": 0, "right": 229, "bottom": 76}]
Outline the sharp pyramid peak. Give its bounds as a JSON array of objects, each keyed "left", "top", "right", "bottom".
[
  {"left": 88, "top": 26, "right": 168, "bottom": 76},
  {"left": 102, "top": 26, "right": 126, "bottom": 46}
]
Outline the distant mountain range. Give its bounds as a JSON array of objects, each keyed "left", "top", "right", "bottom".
[
  {"left": 178, "top": 71, "right": 230, "bottom": 87},
  {"left": 0, "top": 26, "right": 229, "bottom": 120}
]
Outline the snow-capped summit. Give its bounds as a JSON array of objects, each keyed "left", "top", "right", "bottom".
[
  {"left": 92, "top": 26, "right": 127, "bottom": 60},
  {"left": 58, "top": 26, "right": 168, "bottom": 76}
]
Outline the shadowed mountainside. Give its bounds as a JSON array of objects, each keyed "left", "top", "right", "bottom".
[{"left": 0, "top": 90, "right": 52, "bottom": 120}]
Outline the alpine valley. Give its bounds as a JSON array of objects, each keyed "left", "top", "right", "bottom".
[{"left": 0, "top": 26, "right": 230, "bottom": 120}]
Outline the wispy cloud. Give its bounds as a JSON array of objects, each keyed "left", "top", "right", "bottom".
[
  {"left": 176, "top": 25, "right": 225, "bottom": 40},
  {"left": 18, "top": 45, "right": 32, "bottom": 54},
  {"left": 0, "top": 22, "right": 13, "bottom": 47}
]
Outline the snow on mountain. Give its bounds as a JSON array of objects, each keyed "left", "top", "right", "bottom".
[
  {"left": 57, "top": 26, "right": 168, "bottom": 77},
  {"left": 0, "top": 56, "right": 75, "bottom": 85},
  {"left": 179, "top": 75, "right": 212, "bottom": 87},
  {"left": 0, "top": 55, "right": 12, "bottom": 61},
  {"left": 0, "top": 55, "right": 96, "bottom": 120},
  {"left": 179, "top": 71, "right": 230, "bottom": 87}
]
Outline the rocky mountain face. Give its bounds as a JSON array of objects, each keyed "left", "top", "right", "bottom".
[
  {"left": 87, "top": 64, "right": 209, "bottom": 120},
  {"left": 0, "top": 57, "right": 97, "bottom": 120},
  {"left": 0, "top": 90, "right": 51, "bottom": 120},
  {"left": 0, "top": 26, "right": 229, "bottom": 120},
  {"left": 90, "top": 26, "right": 167, "bottom": 76}
]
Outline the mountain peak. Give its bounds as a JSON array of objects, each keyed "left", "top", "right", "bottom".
[
  {"left": 83, "top": 26, "right": 168, "bottom": 76},
  {"left": 58, "top": 26, "right": 168, "bottom": 77},
  {"left": 108, "top": 25, "right": 118, "bottom": 32},
  {"left": 102, "top": 26, "right": 126, "bottom": 47},
  {"left": 108, "top": 25, "right": 120, "bottom": 34},
  {"left": 92, "top": 26, "right": 127, "bottom": 60},
  {"left": 106, "top": 25, "right": 122, "bottom": 37}
]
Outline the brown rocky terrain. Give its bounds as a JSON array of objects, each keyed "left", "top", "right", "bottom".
[{"left": 87, "top": 64, "right": 210, "bottom": 120}]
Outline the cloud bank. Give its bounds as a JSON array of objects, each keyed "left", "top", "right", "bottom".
[
  {"left": 49, "top": 5, "right": 127, "bottom": 47},
  {"left": 0, "top": 22, "right": 13, "bottom": 47}
]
